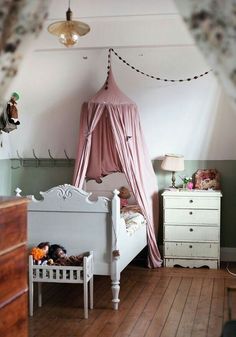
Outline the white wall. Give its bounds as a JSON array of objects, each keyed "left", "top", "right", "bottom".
[{"left": 1, "top": 0, "right": 235, "bottom": 160}]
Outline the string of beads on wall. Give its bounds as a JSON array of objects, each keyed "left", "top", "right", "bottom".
[{"left": 105, "top": 48, "right": 212, "bottom": 89}]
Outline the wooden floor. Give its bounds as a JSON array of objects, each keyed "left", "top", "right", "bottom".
[{"left": 29, "top": 262, "right": 236, "bottom": 337}]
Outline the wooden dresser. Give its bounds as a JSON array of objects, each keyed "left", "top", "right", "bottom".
[
  {"left": 0, "top": 197, "right": 28, "bottom": 337},
  {"left": 162, "top": 190, "right": 222, "bottom": 269}
]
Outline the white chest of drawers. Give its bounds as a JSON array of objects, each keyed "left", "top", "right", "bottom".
[{"left": 162, "top": 190, "right": 222, "bottom": 269}]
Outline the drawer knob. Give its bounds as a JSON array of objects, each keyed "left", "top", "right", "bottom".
[
  {"left": 189, "top": 245, "right": 193, "bottom": 248},
  {"left": 189, "top": 228, "right": 193, "bottom": 232},
  {"left": 189, "top": 199, "right": 193, "bottom": 203},
  {"left": 189, "top": 211, "right": 193, "bottom": 215}
]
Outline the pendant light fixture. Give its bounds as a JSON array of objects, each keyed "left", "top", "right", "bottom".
[{"left": 47, "top": 0, "right": 90, "bottom": 48}]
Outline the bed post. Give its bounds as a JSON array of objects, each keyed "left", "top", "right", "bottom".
[{"left": 111, "top": 189, "right": 120, "bottom": 310}]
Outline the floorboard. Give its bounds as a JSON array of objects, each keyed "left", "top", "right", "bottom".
[{"left": 28, "top": 263, "right": 236, "bottom": 337}]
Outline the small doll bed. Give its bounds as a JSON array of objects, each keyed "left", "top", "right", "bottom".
[
  {"left": 26, "top": 183, "right": 147, "bottom": 310},
  {"left": 28, "top": 251, "right": 94, "bottom": 319}
]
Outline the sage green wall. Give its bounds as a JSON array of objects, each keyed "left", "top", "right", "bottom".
[
  {"left": 0, "top": 159, "right": 11, "bottom": 195},
  {"left": 11, "top": 162, "right": 74, "bottom": 199},
  {"left": 5, "top": 159, "right": 236, "bottom": 248}
]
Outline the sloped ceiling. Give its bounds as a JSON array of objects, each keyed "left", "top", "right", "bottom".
[{"left": 1, "top": 0, "right": 235, "bottom": 160}]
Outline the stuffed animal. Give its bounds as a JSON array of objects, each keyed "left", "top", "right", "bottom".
[
  {"left": 119, "top": 186, "right": 143, "bottom": 214},
  {"left": 37, "top": 241, "right": 50, "bottom": 256},
  {"left": 48, "top": 244, "right": 67, "bottom": 261},
  {"left": 7, "top": 92, "right": 20, "bottom": 125},
  {"left": 52, "top": 254, "right": 86, "bottom": 266},
  {"left": 119, "top": 186, "right": 131, "bottom": 208},
  {"left": 31, "top": 247, "right": 46, "bottom": 263},
  {"left": 48, "top": 243, "right": 87, "bottom": 266},
  {"left": 31, "top": 241, "right": 51, "bottom": 265}
]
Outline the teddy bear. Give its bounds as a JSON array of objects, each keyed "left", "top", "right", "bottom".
[
  {"left": 119, "top": 186, "right": 143, "bottom": 214},
  {"left": 119, "top": 186, "right": 131, "bottom": 209}
]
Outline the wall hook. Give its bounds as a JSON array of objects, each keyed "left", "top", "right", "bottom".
[
  {"left": 48, "top": 149, "right": 56, "bottom": 166},
  {"left": 64, "top": 149, "right": 73, "bottom": 166},
  {"left": 16, "top": 150, "right": 23, "bottom": 166},
  {"left": 11, "top": 150, "right": 22, "bottom": 169},
  {"left": 64, "top": 149, "right": 70, "bottom": 160},
  {"left": 48, "top": 149, "right": 55, "bottom": 160},
  {"left": 32, "top": 149, "right": 40, "bottom": 166}
]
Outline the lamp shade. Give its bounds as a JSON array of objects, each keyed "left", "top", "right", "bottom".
[
  {"left": 47, "top": 7, "right": 90, "bottom": 48},
  {"left": 161, "top": 154, "right": 184, "bottom": 172}
]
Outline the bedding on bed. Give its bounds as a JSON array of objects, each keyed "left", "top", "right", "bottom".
[{"left": 121, "top": 206, "right": 146, "bottom": 235}]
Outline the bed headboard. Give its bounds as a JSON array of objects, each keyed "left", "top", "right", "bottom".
[
  {"left": 27, "top": 184, "right": 113, "bottom": 274},
  {"left": 28, "top": 184, "right": 110, "bottom": 213},
  {"left": 85, "top": 172, "right": 136, "bottom": 203}
]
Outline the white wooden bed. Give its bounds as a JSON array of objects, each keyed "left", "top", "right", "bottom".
[{"left": 25, "top": 183, "right": 147, "bottom": 309}]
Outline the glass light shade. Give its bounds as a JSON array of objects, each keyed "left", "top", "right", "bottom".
[
  {"left": 47, "top": 8, "right": 90, "bottom": 48},
  {"left": 59, "top": 31, "right": 79, "bottom": 47},
  {"left": 161, "top": 154, "right": 184, "bottom": 172}
]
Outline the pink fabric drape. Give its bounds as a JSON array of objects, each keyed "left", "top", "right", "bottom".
[{"left": 73, "top": 70, "right": 162, "bottom": 268}]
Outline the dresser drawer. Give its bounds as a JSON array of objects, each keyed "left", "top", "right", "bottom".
[
  {"left": 0, "top": 203, "right": 27, "bottom": 253},
  {"left": 164, "top": 196, "right": 220, "bottom": 209},
  {"left": 164, "top": 208, "right": 219, "bottom": 224},
  {"left": 164, "top": 225, "right": 219, "bottom": 241},
  {"left": 165, "top": 242, "right": 219, "bottom": 258},
  {"left": 0, "top": 246, "right": 28, "bottom": 308},
  {"left": 0, "top": 292, "right": 28, "bottom": 337}
]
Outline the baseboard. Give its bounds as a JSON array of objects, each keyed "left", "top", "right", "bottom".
[{"left": 221, "top": 247, "right": 236, "bottom": 262}]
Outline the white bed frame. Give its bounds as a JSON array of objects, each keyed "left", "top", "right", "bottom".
[{"left": 25, "top": 184, "right": 147, "bottom": 309}]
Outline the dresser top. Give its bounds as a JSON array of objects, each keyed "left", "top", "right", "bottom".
[
  {"left": 0, "top": 196, "right": 28, "bottom": 209},
  {"left": 162, "top": 189, "right": 222, "bottom": 197}
]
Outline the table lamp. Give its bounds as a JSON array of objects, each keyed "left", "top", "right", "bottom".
[{"left": 161, "top": 154, "right": 184, "bottom": 188}]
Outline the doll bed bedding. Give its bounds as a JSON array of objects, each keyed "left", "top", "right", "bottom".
[{"left": 26, "top": 184, "right": 147, "bottom": 310}]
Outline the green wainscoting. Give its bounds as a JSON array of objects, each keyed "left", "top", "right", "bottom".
[
  {"left": 11, "top": 159, "right": 73, "bottom": 198},
  {"left": 1, "top": 159, "right": 236, "bottom": 249},
  {"left": 11, "top": 163, "right": 74, "bottom": 199}
]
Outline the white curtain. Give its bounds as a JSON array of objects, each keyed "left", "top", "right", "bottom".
[{"left": 175, "top": 0, "right": 236, "bottom": 107}]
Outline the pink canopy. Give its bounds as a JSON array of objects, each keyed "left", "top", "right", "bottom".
[{"left": 73, "top": 70, "right": 162, "bottom": 268}]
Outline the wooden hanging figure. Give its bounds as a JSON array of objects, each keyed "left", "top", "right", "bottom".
[
  {"left": 7, "top": 92, "right": 20, "bottom": 125},
  {"left": 0, "top": 92, "right": 20, "bottom": 133}
]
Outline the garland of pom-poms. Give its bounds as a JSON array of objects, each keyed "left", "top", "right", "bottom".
[{"left": 105, "top": 48, "right": 212, "bottom": 89}]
